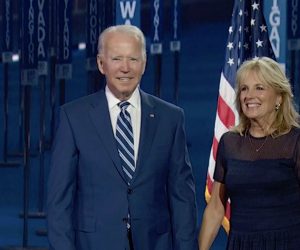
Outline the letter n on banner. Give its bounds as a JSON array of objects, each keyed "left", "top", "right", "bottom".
[
  {"left": 116, "top": 0, "right": 140, "bottom": 26},
  {"left": 21, "top": 0, "right": 38, "bottom": 86},
  {"left": 56, "top": 0, "right": 72, "bottom": 80}
]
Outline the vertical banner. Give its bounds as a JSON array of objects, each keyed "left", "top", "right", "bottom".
[
  {"left": 37, "top": 0, "right": 49, "bottom": 217},
  {"left": 2, "top": 0, "right": 13, "bottom": 62},
  {"left": 116, "top": 0, "right": 140, "bottom": 26},
  {"left": 56, "top": 0, "right": 72, "bottom": 79},
  {"left": 49, "top": 0, "right": 57, "bottom": 56},
  {"left": 37, "top": 0, "right": 49, "bottom": 75},
  {"left": 287, "top": 0, "right": 300, "bottom": 104},
  {"left": 21, "top": 0, "right": 38, "bottom": 85},
  {"left": 104, "top": 0, "right": 116, "bottom": 27},
  {"left": 287, "top": 0, "right": 300, "bottom": 50},
  {"left": 264, "top": 0, "right": 287, "bottom": 69},
  {"left": 170, "top": 0, "right": 181, "bottom": 52},
  {"left": 86, "top": 0, "right": 101, "bottom": 71},
  {"left": 48, "top": 0, "right": 57, "bottom": 139},
  {"left": 0, "top": 0, "right": 20, "bottom": 167},
  {"left": 150, "top": 0, "right": 163, "bottom": 97},
  {"left": 170, "top": 0, "right": 181, "bottom": 104},
  {"left": 100, "top": 0, "right": 106, "bottom": 30},
  {"left": 150, "top": 0, "right": 163, "bottom": 54}
]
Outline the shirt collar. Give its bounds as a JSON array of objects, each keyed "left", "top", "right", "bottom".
[{"left": 105, "top": 85, "right": 140, "bottom": 110}]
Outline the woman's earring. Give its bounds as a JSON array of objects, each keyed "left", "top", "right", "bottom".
[{"left": 275, "top": 103, "right": 281, "bottom": 111}]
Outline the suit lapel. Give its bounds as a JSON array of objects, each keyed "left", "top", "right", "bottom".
[
  {"left": 88, "top": 91, "right": 127, "bottom": 182},
  {"left": 132, "top": 91, "right": 158, "bottom": 183}
]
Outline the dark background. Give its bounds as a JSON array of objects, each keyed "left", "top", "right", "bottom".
[{"left": 0, "top": 0, "right": 234, "bottom": 248}]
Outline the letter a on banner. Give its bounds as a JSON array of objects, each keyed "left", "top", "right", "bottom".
[{"left": 116, "top": 0, "right": 140, "bottom": 26}]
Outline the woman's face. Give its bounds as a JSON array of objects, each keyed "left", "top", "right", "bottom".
[{"left": 239, "top": 71, "right": 282, "bottom": 126}]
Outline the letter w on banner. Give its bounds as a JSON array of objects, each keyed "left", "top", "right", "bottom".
[{"left": 205, "top": 0, "right": 275, "bottom": 233}]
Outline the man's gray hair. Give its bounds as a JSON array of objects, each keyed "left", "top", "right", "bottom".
[{"left": 97, "top": 25, "right": 146, "bottom": 61}]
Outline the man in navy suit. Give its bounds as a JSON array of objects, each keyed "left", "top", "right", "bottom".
[{"left": 47, "top": 25, "right": 198, "bottom": 250}]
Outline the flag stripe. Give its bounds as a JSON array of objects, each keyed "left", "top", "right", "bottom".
[{"left": 217, "top": 96, "right": 235, "bottom": 127}]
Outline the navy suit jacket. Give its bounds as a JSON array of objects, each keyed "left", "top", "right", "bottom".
[{"left": 47, "top": 89, "right": 198, "bottom": 250}]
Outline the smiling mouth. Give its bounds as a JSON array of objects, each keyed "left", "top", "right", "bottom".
[
  {"left": 246, "top": 103, "right": 260, "bottom": 108},
  {"left": 117, "top": 77, "right": 133, "bottom": 81}
]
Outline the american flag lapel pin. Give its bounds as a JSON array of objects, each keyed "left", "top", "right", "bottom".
[{"left": 150, "top": 113, "right": 155, "bottom": 118}]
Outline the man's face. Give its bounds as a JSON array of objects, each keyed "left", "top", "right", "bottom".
[{"left": 97, "top": 32, "right": 146, "bottom": 100}]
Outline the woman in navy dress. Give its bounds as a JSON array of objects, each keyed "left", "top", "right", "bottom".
[{"left": 198, "top": 57, "right": 300, "bottom": 250}]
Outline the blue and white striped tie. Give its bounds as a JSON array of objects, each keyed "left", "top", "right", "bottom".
[{"left": 116, "top": 101, "right": 135, "bottom": 184}]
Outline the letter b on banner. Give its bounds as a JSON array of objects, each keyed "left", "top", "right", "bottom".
[{"left": 116, "top": 0, "right": 140, "bottom": 26}]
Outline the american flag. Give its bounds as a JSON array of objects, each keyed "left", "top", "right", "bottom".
[{"left": 205, "top": 0, "right": 275, "bottom": 232}]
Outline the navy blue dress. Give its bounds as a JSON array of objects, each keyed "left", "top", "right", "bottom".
[{"left": 214, "top": 128, "right": 300, "bottom": 250}]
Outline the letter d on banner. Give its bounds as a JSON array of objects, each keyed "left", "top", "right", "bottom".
[{"left": 116, "top": 0, "right": 140, "bottom": 26}]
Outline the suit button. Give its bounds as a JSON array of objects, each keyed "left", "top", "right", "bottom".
[{"left": 127, "top": 188, "right": 133, "bottom": 194}]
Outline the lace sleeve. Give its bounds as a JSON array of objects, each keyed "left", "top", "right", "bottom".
[
  {"left": 293, "top": 133, "right": 300, "bottom": 183},
  {"left": 213, "top": 134, "right": 226, "bottom": 183}
]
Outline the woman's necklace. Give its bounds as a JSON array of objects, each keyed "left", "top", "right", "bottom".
[{"left": 248, "top": 133, "right": 268, "bottom": 152}]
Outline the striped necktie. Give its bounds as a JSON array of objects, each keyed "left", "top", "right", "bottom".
[{"left": 116, "top": 101, "right": 135, "bottom": 184}]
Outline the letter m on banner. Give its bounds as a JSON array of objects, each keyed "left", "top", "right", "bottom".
[{"left": 116, "top": 0, "right": 140, "bottom": 26}]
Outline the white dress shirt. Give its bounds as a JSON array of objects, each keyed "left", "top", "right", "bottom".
[{"left": 105, "top": 85, "right": 141, "bottom": 164}]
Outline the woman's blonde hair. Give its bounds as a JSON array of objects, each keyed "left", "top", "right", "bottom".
[{"left": 233, "top": 57, "right": 299, "bottom": 136}]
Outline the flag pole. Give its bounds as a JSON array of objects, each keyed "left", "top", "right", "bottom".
[
  {"left": 0, "top": 61, "right": 21, "bottom": 167},
  {"left": 47, "top": 0, "right": 57, "bottom": 148},
  {"left": 170, "top": 0, "right": 181, "bottom": 104}
]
